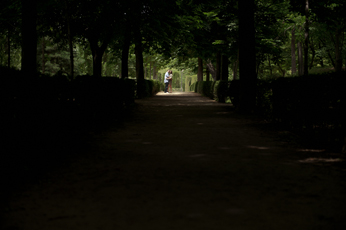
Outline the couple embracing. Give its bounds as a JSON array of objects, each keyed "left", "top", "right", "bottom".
[{"left": 164, "top": 70, "right": 173, "bottom": 93}]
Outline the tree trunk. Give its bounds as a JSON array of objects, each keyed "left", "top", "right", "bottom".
[
  {"left": 67, "top": 30, "right": 74, "bottom": 78},
  {"left": 304, "top": 0, "right": 309, "bottom": 76},
  {"left": 134, "top": 26, "right": 145, "bottom": 98},
  {"left": 278, "top": 63, "right": 286, "bottom": 77},
  {"left": 309, "top": 35, "right": 315, "bottom": 70},
  {"left": 197, "top": 57, "right": 203, "bottom": 81},
  {"left": 233, "top": 62, "right": 237, "bottom": 80},
  {"left": 298, "top": 42, "right": 303, "bottom": 76},
  {"left": 233, "top": 49, "right": 239, "bottom": 80},
  {"left": 121, "top": 38, "right": 130, "bottom": 79},
  {"left": 321, "top": 38, "right": 336, "bottom": 68},
  {"left": 0, "top": 43, "right": 3, "bottom": 65},
  {"left": 180, "top": 71, "right": 183, "bottom": 91},
  {"left": 320, "top": 57, "right": 324, "bottom": 67},
  {"left": 216, "top": 52, "right": 221, "bottom": 80},
  {"left": 65, "top": 0, "right": 74, "bottom": 79},
  {"left": 239, "top": 0, "right": 257, "bottom": 113},
  {"left": 335, "top": 30, "right": 342, "bottom": 72},
  {"left": 92, "top": 49, "right": 102, "bottom": 77},
  {"left": 42, "top": 37, "right": 45, "bottom": 74},
  {"left": 221, "top": 55, "right": 229, "bottom": 81},
  {"left": 103, "top": 51, "right": 108, "bottom": 76},
  {"left": 206, "top": 60, "right": 216, "bottom": 80},
  {"left": 291, "top": 28, "right": 297, "bottom": 75},
  {"left": 7, "top": 28, "right": 10, "bottom": 68},
  {"left": 327, "top": 50, "right": 336, "bottom": 68},
  {"left": 206, "top": 65, "right": 210, "bottom": 81},
  {"left": 317, "top": 42, "right": 324, "bottom": 67},
  {"left": 89, "top": 37, "right": 109, "bottom": 77},
  {"left": 153, "top": 65, "right": 157, "bottom": 80},
  {"left": 21, "top": 0, "right": 37, "bottom": 76},
  {"left": 135, "top": 36, "right": 144, "bottom": 81},
  {"left": 83, "top": 49, "right": 91, "bottom": 75},
  {"left": 256, "top": 55, "right": 261, "bottom": 77},
  {"left": 268, "top": 55, "right": 272, "bottom": 76}
]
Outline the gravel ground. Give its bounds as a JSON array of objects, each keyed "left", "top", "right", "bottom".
[{"left": 1, "top": 92, "right": 346, "bottom": 230}]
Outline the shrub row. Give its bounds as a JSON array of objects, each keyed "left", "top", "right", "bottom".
[
  {"left": 270, "top": 72, "right": 346, "bottom": 148},
  {"left": 0, "top": 67, "right": 161, "bottom": 123},
  {"left": 0, "top": 69, "right": 160, "bottom": 182},
  {"left": 190, "top": 80, "right": 229, "bottom": 102},
  {"left": 136, "top": 79, "right": 162, "bottom": 98},
  {"left": 190, "top": 72, "right": 346, "bottom": 150}
]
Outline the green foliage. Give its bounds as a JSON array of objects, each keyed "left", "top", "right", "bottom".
[
  {"left": 73, "top": 76, "right": 137, "bottom": 114},
  {"left": 136, "top": 79, "right": 150, "bottom": 99},
  {"left": 213, "top": 80, "right": 229, "bottom": 103},
  {"left": 151, "top": 80, "right": 163, "bottom": 95},
  {"left": 202, "top": 81, "right": 214, "bottom": 98},
  {"left": 0, "top": 67, "right": 139, "bottom": 126},
  {"left": 0, "top": 35, "right": 21, "bottom": 68},
  {"left": 195, "top": 81, "right": 213, "bottom": 98},
  {"left": 191, "top": 70, "right": 346, "bottom": 150},
  {"left": 189, "top": 81, "right": 198, "bottom": 92},
  {"left": 0, "top": 0, "right": 345, "bottom": 99},
  {"left": 136, "top": 79, "right": 161, "bottom": 98},
  {"left": 271, "top": 71, "right": 346, "bottom": 148},
  {"left": 195, "top": 81, "right": 199, "bottom": 92},
  {"left": 123, "top": 78, "right": 137, "bottom": 105},
  {"left": 185, "top": 74, "right": 197, "bottom": 92},
  {"left": 191, "top": 80, "right": 229, "bottom": 103},
  {"left": 256, "top": 79, "right": 273, "bottom": 118}
]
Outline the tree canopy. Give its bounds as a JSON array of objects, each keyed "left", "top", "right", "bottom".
[{"left": 1, "top": 0, "right": 345, "bottom": 101}]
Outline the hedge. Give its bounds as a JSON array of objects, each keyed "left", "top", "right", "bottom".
[
  {"left": 190, "top": 81, "right": 229, "bottom": 102},
  {"left": 271, "top": 72, "right": 346, "bottom": 148},
  {"left": 136, "top": 79, "right": 161, "bottom": 98},
  {"left": 0, "top": 67, "right": 144, "bottom": 123},
  {"left": 189, "top": 72, "right": 346, "bottom": 150},
  {"left": 213, "top": 81, "right": 229, "bottom": 103}
]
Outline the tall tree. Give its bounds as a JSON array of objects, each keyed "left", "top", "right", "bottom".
[
  {"left": 221, "top": 54, "right": 228, "bottom": 80},
  {"left": 314, "top": 0, "right": 346, "bottom": 72},
  {"left": 7, "top": 27, "right": 11, "bottom": 68},
  {"left": 21, "top": 0, "right": 38, "bottom": 76},
  {"left": 238, "top": 0, "right": 257, "bottom": 113},
  {"left": 87, "top": 33, "right": 111, "bottom": 77},
  {"left": 64, "top": 0, "right": 74, "bottom": 79},
  {"left": 216, "top": 52, "right": 221, "bottom": 80},
  {"left": 291, "top": 28, "right": 297, "bottom": 75},
  {"left": 135, "top": 31, "right": 144, "bottom": 81},
  {"left": 298, "top": 41, "right": 303, "bottom": 75},
  {"left": 197, "top": 57, "right": 203, "bottom": 81},
  {"left": 41, "top": 37, "right": 45, "bottom": 74},
  {"left": 121, "top": 36, "right": 131, "bottom": 79},
  {"left": 303, "top": 0, "right": 309, "bottom": 76}
]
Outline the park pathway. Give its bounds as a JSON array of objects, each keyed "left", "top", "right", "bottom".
[{"left": 2, "top": 92, "right": 346, "bottom": 230}]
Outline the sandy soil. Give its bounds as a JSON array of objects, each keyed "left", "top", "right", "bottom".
[{"left": 1, "top": 92, "right": 346, "bottom": 230}]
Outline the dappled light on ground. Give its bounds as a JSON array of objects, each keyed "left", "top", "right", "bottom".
[
  {"left": 297, "top": 148, "right": 326, "bottom": 153},
  {"left": 246, "top": 145, "right": 271, "bottom": 150},
  {"left": 298, "top": 157, "right": 344, "bottom": 163},
  {"left": 188, "top": 154, "right": 207, "bottom": 158}
]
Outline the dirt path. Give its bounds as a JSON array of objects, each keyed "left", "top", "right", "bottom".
[{"left": 2, "top": 92, "right": 346, "bottom": 230}]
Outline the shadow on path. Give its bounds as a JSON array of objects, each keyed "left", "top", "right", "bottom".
[{"left": 1, "top": 92, "right": 346, "bottom": 230}]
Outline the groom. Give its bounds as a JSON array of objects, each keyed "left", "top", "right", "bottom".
[{"left": 164, "top": 69, "right": 171, "bottom": 93}]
